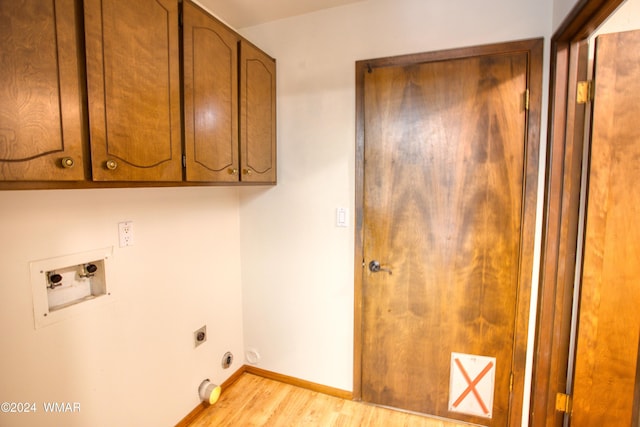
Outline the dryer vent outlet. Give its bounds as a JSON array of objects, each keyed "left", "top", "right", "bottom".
[{"left": 222, "top": 352, "right": 233, "bottom": 369}]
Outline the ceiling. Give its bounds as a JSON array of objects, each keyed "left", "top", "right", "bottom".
[{"left": 196, "top": 0, "right": 365, "bottom": 28}]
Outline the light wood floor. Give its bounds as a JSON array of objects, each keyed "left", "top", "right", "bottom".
[{"left": 188, "top": 373, "right": 473, "bottom": 427}]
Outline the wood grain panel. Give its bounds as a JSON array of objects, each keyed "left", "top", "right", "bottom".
[
  {"left": 240, "top": 40, "right": 276, "bottom": 183},
  {"left": 183, "top": 0, "right": 239, "bottom": 182},
  {"left": 84, "top": 0, "right": 181, "bottom": 181},
  {"left": 571, "top": 30, "right": 640, "bottom": 426},
  {"left": 0, "top": 0, "right": 85, "bottom": 180},
  {"left": 361, "top": 49, "right": 529, "bottom": 426}
]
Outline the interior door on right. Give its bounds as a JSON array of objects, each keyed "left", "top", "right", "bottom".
[{"left": 571, "top": 29, "right": 640, "bottom": 426}]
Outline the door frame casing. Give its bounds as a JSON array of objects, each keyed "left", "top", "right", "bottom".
[
  {"left": 353, "top": 38, "right": 544, "bottom": 426},
  {"left": 531, "top": 1, "right": 624, "bottom": 426}
]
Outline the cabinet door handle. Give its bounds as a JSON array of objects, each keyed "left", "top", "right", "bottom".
[
  {"left": 243, "top": 168, "right": 252, "bottom": 175},
  {"left": 61, "top": 157, "right": 75, "bottom": 169},
  {"left": 228, "top": 168, "right": 238, "bottom": 175},
  {"left": 105, "top": 160, "right": 118, "bottom": 170}
]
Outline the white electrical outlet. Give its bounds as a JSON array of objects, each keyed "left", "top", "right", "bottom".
[{"left": 118, "top": 221, "right": 134, "bottom": 247}]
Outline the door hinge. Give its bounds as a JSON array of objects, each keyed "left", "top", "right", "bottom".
[
  {"left": 182, "top": 155, "right": 186, "bottom": 168},
  {"left": 577, "top": 80, "right": 594, "bottom": 104},
  {"left": 555, "top": 392, "right": 572, "bottom": 414},
  {"left": 509, "top": 372, "right": 514, "bottom": 392},
  {"left": 524, "top": 89, "right": 530, "bottom": 111}
]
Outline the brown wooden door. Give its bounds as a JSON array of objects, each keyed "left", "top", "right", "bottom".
[
  {"left": 84, "top": 0, "right": 182, "bottom": 181},
  {"left": 183, "top": 0, "right": 239, "bottom": 182},
  {"left": 240, "top": 40, "right": 276, "bottom": 184},
  {"left": 358, "top": 40, "right": 541, "bottom": 426},
  {"left": 570, "top": 29, "right": 640, "bottom": 426},
  {"left": 0, "top": 0, "right": 85, "bottom": 181}
]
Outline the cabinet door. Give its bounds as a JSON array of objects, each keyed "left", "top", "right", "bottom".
[
  {"left": 0, "top": 0, "right": 85, "bottom": 181},
  {"left": 183, "top": 1, "right": 239, "bottom": 182},
  {"left": 84, "top": 0, "right": 182, "bottom": 181},
  {"left": 240, "top": 41, "right": 276, "bottom": 184}
]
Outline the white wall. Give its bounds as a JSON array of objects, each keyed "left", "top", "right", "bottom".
[
  {"left": 595, "top": 0, "right": 640, "bottom": 35},
  {"left": 238, "top": 0, "right": 554, "bottom": 396},
  {"left": 553, "top": 0, "right": 580, "bottom": 30},
  {"left": 0, "top": 187, "right": 244, "bottom": 427}
]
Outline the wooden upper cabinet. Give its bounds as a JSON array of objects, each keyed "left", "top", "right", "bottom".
[
  {"left": 0, "top": 0, "right": 85, "bottom": 181},
  {"left": 0, "top": 0, "right": 275, "bottom": 187},
  {"left": 84, "top": 0, "right": 182, "bottom": 181},
  {"left": 183, "top": 0, "right": 239, "bottom": 182},
  {"left": 240, "top": 41, "right": 277, "bottom": 184}
]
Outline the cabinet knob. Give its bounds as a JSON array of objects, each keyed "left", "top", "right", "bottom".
[
  {"left": 243, "top": 168, "right": 252, "bottom": 176},
  {"left": 105, "top": 160, "right": 118, "bottom": 171},
  {"left": 61, "top": 157, "right": 75, "bottom": 169},
  {"left": 228, "top": 168, "right": 238, "bottom": 175}
]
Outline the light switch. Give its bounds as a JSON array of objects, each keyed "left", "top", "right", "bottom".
[{"left": 336, "top": 207, "right": 349, "bottom": 227}]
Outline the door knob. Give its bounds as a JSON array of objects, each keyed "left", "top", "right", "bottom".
[{"left": 368, "top": 260, "right": 392, "bottom": 275}]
